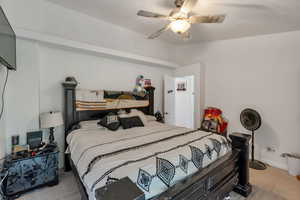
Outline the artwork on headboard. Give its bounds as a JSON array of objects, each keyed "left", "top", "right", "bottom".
[
  {"left": 62, "top": 76, "right": 155, "bottom": 118},
  {"left": 76, "top": 89, "right": 107, "bottom": 110},
  {"left": 75, "top": 89, "right": 149, "bottom": 111}
]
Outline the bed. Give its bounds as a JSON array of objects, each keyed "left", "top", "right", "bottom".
[{"left": 62, "top": 79, "right": 252, "bottom": 200}]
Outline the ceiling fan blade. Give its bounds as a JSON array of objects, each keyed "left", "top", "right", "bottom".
[
  {"left": 180, "top": 0, "right": 199, "bottom": 14},
  {"left": 137, "top": 10, "right": 168, "bottom": 19},
  {"left": 213, "top": 3, "right": 269, "bottom": 10},
  {"left": 148, "top": 24, "right": 171, "bottom": 39},
  {"left": 189, "top": 15, "right": 226, "bottom": 24}
]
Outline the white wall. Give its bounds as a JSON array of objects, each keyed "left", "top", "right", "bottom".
[
  {"left": 2, "top": 39, "right": 172, "bottom": 168},
  {"left": 0, "top": 0, "right": 8, "bottom": 157},
  {"left": 39, "top": 44, "right": 171, "bottom": 114},
  {"left": 177, "top": 31, "right": 300, "bottom": 169},
  {"left": 4, "top": 39, "right": 40, "bottom": 152},
  {"left": 175, "top": 63, "right": 205, "bottom": 129},
  {"left": 0, "top": 0, "right": 177, "bottom": 65},
  {"left": 0, "top": 67, "right": 7, "bottom": 160}
]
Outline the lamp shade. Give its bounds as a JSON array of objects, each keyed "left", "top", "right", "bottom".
[{"left": 40, "top": 111, "right": 63, "bottom": 129}]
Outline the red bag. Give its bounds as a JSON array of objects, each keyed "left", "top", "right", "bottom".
[{"left": 202, "top": 107, "right": 228, "bottom": 135}]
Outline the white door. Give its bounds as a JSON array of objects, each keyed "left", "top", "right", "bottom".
[
  {"left": 175, "top": 76, "right": 195, "bottom": 129},
  {"left": 164, "top": 75, "right": 176, "bottom": 125}
]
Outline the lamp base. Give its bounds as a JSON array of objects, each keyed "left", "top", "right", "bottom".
[{"left": 249, "top": 160, "right": 267, "bottom": 170}]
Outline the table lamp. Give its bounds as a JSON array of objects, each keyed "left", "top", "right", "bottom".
[{"left": 40, "top": 111, "right": 63, "bottom": 144}]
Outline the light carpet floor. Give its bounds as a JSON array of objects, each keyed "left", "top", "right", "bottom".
[{"left": 17, "top": 167, "right": 300, "bottom": 200}]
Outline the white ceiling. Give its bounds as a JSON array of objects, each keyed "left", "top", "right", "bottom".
[{"left": 46, "top": 0, "right": 300, "bottom": 44}]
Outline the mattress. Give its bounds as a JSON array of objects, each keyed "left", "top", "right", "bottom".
[{"left": 66, "top": 121, "right": 231, "bottom": 200}]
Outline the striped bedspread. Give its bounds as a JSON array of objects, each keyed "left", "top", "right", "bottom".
[{"left": 66, "top": 122, "right": 231, "bottom": 200}]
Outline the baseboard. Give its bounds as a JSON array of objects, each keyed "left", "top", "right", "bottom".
[
  {"left": 254, "top": 150, "right": 288, "bottom": 171},
  {"left": 261, "top": 158, "right": 287, "bottom": 171}
]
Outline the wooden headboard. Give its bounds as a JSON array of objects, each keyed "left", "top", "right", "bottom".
[{"left": 62, "top": 80, "right": 155, "bottom": 170}]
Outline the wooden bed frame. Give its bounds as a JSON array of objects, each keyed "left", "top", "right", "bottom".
[{"left": 62, "top": 80, "right": 252, "bottom": 200}]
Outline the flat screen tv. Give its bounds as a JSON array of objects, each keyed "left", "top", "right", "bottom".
[{"left": 0, "top": 6, "right": 16, "bottom": 70}]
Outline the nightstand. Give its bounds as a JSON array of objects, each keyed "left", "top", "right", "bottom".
[
  {"left": 2, "top": 146, "right": 59, "bottom": 198},
  {"left": 0, "top": 170, "right": 8, "bottom": 200}
]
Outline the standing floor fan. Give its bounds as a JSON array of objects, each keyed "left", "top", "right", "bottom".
[{"left": 240, "top": 108, "right": 267, "bottom": 170}]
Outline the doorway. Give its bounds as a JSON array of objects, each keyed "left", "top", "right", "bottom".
[{"left": 164, "top": 75, "right": 195, "bottom": 129}]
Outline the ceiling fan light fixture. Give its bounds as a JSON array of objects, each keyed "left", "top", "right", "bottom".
[
  {"left": 170, "top": 20, "right": 191, "bottom": 34},
  {"left": 137, "top": 0, "right": 225, "bottom": 40}
]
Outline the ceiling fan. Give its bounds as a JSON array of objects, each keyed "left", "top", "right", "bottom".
[{"left": 137, "top": 0, "right": 225, "bottom": 40}]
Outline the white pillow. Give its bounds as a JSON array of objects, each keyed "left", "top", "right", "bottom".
[
  {"left": 117, "top": 109, "right": 127, "bottom": 115},
  {"left": 79, "top": 120, "right": 100, "bottom": 129},
  {"left": 118, "top": 113, "right": 131, "bottom": 118}
]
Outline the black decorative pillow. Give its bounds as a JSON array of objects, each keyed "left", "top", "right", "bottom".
[
  {"left": 119, "top": 116, "right": 144, "bottom": 129},
  {"left": 99, "top": 113, "right": 120, "bottom": 131}
]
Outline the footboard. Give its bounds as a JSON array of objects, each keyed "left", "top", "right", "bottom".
[
  {"left": 230, "top": 132, "right": 252, "bottom": 197},
  {"left": 158, "top": 151, "right": 239, "bottom": 200},
  {"left": 94, "top": 133, "right": 252, "bottom": 200}
]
